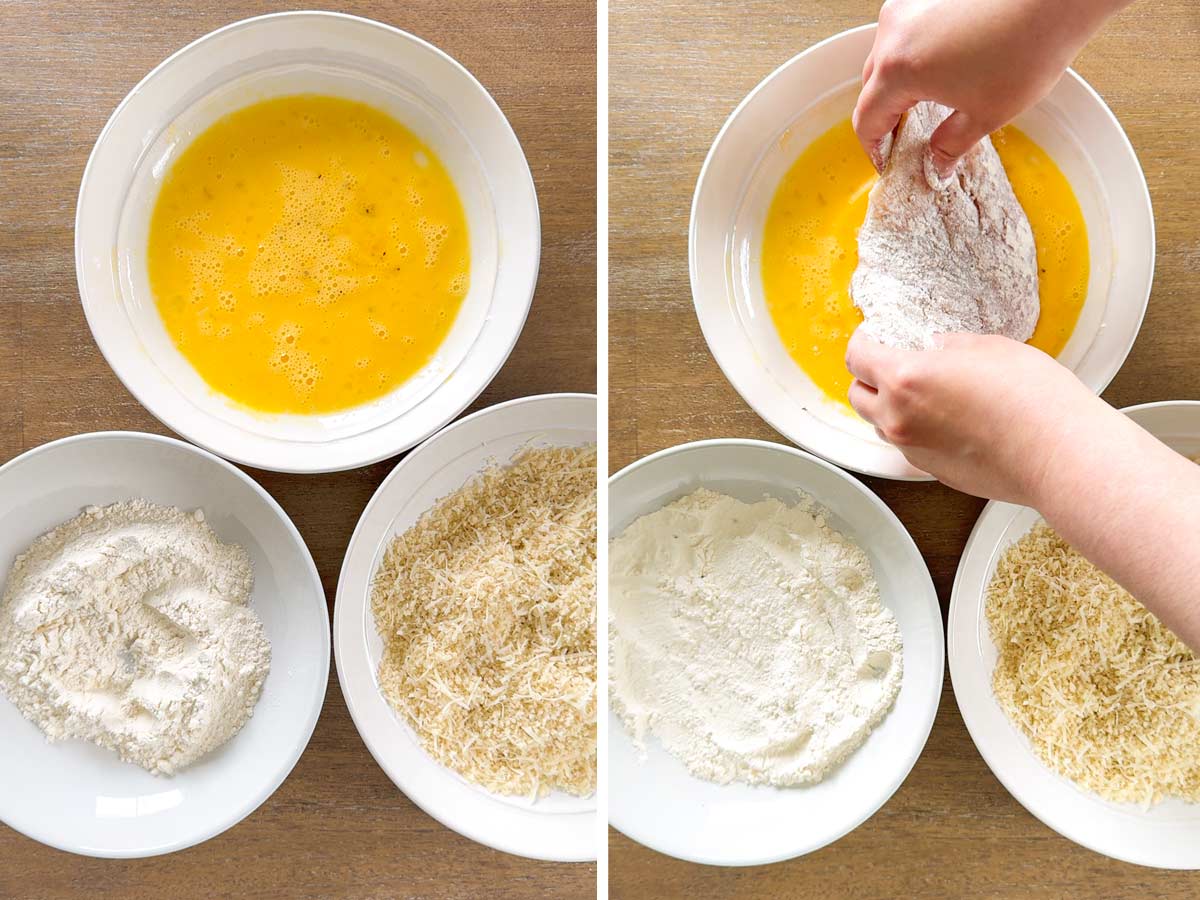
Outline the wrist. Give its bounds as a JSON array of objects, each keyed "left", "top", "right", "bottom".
[
  {"left": 1070, "top": 0, "right": 1135, "bottom": 37},
  {"left": 1020, "top": 396, "right": 1124, "bottom": 514},
  {"left": 1035, "top": 0, "right": 1130, "bottom": 57}
]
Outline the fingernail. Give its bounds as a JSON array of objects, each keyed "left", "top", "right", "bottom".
[{"left": 923, "top": 149, "right": 955, "bottom": 191}]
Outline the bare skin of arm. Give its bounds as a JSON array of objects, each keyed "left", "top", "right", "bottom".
[
  {"left": 854, "top": 0, "right": 1134, "bottom": 174},
  {"left": 846, "top": 332, "right": 1200, "bottom": 650},
  {"left": 845, "top": 0, "right": 1200, "bottom": 643}
]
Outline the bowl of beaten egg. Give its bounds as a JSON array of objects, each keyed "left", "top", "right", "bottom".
[
  {"left": 76, "top": 12, "right": 538, "bottom": 472},
  {"left": 690, "top": 24, "right": 1154, "bottom": 480}
]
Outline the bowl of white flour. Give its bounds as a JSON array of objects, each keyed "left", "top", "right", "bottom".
[
  {"left": 608, "top": 438, "right": 943, "bottom": 865},
  {"left": 0, "top": 431, "right": 329, "bottom": 857}
]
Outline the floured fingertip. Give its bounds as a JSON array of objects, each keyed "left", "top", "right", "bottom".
[
  {"left": 923, "top": 148, "right": 957, "bottom": 191},
  {"left": 871, "top": 130, "right": 894, "bottom": 172}
]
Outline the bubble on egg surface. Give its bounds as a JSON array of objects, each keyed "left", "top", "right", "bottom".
[{"left": 417, "top": 217, "right": 450, "bottom": 268}]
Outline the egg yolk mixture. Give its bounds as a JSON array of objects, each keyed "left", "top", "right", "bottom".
[
  {"left": 761, "top": 119, "right": 1089, "bottom": 410},
  {"left": 147, "top": 94, "right": 469, "bottom": 414}
]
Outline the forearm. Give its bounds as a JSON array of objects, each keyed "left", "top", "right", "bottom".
[
  {"left": 1011, "top": 0, "right": 1137, "bottom": 70},
  {"left": 844, "top": 331, "right": 1196, "bottom": 645},
  {"left": 1032, "top": 404, "right": 1200, "bottom": 649},
  {"left": 1066, "top": 0, "right": 1139, "bottom": 23},
  {"left": 1030, "top": 0, "right": 1136, "bottom": 40}
]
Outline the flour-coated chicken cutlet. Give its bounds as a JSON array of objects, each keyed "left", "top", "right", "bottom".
[{"left": 850, "top": 101, "right": 1040, "bottom": 350}]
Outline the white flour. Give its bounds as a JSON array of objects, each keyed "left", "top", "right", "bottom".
[
  {"left": 610, "top": 488, "right": 902, "bottom": 786},
  {"left": 0, "top": 501, "right": 271, "bottom": 775}
]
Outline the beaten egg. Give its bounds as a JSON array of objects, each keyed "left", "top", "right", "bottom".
[
  {"left": 761, "top": 119, "right": 1089, "bottom": 411},
  {"left": 147, "top": 94, "right": 469, "bottom": 414}
]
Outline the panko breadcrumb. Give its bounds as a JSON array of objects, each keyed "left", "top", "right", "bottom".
[
  {"left": 986, "top": 522, "right": 1200, "bottom": 806},
  {"left": 370, "top": 445, "right": 596, "bottom": 798}
]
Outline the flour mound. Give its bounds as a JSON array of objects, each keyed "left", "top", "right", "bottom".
[
  {"left": 851, "top": 101, "right": 1040, "bottom": 350},
  {"left": 609, "top": 488, "right": 903, "bottom": 787},
  {"left": 0, "top": 501, "right": 271, "bottom": 775}
]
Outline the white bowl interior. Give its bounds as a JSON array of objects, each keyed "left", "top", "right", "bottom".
[
  {"left": 78, "top": 13, "right": 538, "bottom": 472},
  {"left": 949, "top": 401, "right": 1200, "bottom": 869},
  {"left": 335, "top": 394, "right": 597, "bottom": 861},
  {"left": 608, "top": 440, "right": 943, "bottom": 866},
  {"left": 0, "top": 433, "right": 329, "bottom": 858},
  {"left": 692, "top": 25, "right": 1153, "bottom": 480}
]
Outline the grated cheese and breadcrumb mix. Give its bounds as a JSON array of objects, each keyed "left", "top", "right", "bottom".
[
  {"left": 370, "top": 446, "right": 597, "bottom": 798},
  {"left": 986, "top": 522, "right": 1200, "bottom": 806}
]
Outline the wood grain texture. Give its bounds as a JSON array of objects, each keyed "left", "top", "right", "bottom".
[
  {"left": 609, "top": 0, "right": 1200, "bottom": 896},
  {"left": 0, "top": 2, "right": 595, "bottom": 897}
]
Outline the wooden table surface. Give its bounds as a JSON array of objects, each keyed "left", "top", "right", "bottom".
[
  {"left": 0, "top": 2, "right": 596, "bottom": 897},
  {"left": 610, "top": 0, "right": 1200, "bottom": 896}
]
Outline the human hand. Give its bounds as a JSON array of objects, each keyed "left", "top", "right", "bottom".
[
  {"left": 845, "top": 331, "right": 1117, "bottom": 504},
  {"left": 853, "top": 0, "right": 1131, "bottom": 175}
]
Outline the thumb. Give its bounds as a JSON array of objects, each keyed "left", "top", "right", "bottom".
[
  {"left": 928, "top": 110, "right": 991, "bottom": 180},
  {"left": 845, "top": 328, "right": 902, "bottom": 389}
]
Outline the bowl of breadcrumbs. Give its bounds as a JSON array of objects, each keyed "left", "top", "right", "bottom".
[
  {"left": 334, "top": 393, "right": 597, "bottom": 862},
  {"left": 949, "top": 399, "right": 1200, "bottom": 870}
]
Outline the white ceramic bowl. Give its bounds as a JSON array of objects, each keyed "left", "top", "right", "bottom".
[
  {"left": 608, "top": 439, "right": 943, "bottom": 865},
  {"left": 691, "top": 24, "right": 1154, "bottom": 480},
  {"left": 334, "top": 393, "right": 597, "bottom": 861},
  {"left": 950, "top": 401, "right": 1200, "bottom": 869},
  {"left": 76, "top": 11, "right": 539, "bottom": 473},
  {"left": 0, "top": 432, "right": 329, "bottom": 857}
]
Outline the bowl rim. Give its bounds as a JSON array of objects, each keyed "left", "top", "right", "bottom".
[
  {"left": 948, "top": 399, "right": 1200, "bottom": 870},
  {"left": 607, "top": 436, "right": 944, "bottom": 866},
  {"left": 333, "top": 392, "right": 598, "bottom": 861},
  {"left": 0, "top": 429, "right": 330, "bottom": 858},
  {"left": 74, "top": 10, "right": 540, "bottom": 474},
  {"left": 689, "top": 22, "right": 1156, "bottom": 482}
]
